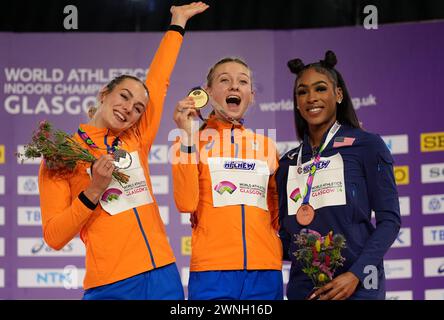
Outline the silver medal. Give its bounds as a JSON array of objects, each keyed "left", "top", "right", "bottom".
[{"left": 113, "top": 149, "right": 132, "bottom": 169}]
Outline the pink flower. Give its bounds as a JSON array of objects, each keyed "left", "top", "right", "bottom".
[
  {"left": 319, "top": 264, "right": 333, "bottom": 279},
  {"left": 307, "top": 229, "right": 321, "bottom": 237}
]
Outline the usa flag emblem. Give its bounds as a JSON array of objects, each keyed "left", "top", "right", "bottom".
[{"left": 333, "top": 136, "right": 355, "bottom": 148}]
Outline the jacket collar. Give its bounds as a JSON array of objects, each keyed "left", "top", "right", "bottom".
[{"left": 205, "top": 114, "right": 245, "bottom": 131}]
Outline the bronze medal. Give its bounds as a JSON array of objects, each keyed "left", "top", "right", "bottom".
[
  {"left": 188, "top": 87, "right": 209, "bottom": 109},
  {"left": 296, "top": 204, "right": 315, "bottom": 226}
]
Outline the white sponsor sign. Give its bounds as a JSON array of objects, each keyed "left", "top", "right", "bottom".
[
  {"left": 96, "top": 152, "right": 153, "bottom": 216},
  {"left": 151, "top": 175, "right": 169, "bottom": 195},
  {"left": 386, "top": 290, "right": 413, "bottom": 300},
  {"left": 0, "top": 269, "right": 4, "bottom": 288},
  {"left": 399, "top": 196, "right": 410, "bottom": 216},
  {"left": 181, "top": 267, "right": 189, "bottom": 287},
  {"left": 209, "top": 158, "right": 270, "bottom": 210},
  {"left": 384, "top": 259, "right": 412, "bottom": 279},
  {"left": 287, "top": 154, "right": 346, "bottom": 214},
  {"left": 0, "top": 238, "right": 4, "bottom": 257},
  {"left": 421, "top": 163, "right": 444, "bottom": 183},
  {"left": 0, "top": 207, "right": 4, "bottom": 225},
  {"left": 423, "top": 226, "right": 444, "bottom": 246},
  {"left": 17, "top": 238, "right": 85, "bottom": 257},
  {"left": 425, "top": 289, "right": 444, "bottom": 300},
  {"left": 148, "top": 145, "right": 168, "bottom": 164},
  {"left": 17, "top": 206, "right": 42, "bottom": 226},
  {"left": 382, "top": 134, "right": 409, "bottom": 155},
  {"left": 17, "top": 268, "right": 85, "bottom": 288},
  {"left": 0, "top": 176, "right": 4, "bottom": 195},
  {"left": 424, "top": 257, "right": 444, "bottom": 277},
  {"left": 392, "top": 228, "right": 411, "bottom": 248},
  {"left": 158, "top": 206, "right": 169, "bottom": 225},
  {"left": 17, "top": 145, "right": 42, "bottom": 164},
  {"left": 181, "top": 213, "right": 191, "bottom": 225},
  {"left": 422, "top": 194, "right": 444, "bottom": 215},
  {"left": 17, "top": 176, "right": 39, "bottom": 195}
]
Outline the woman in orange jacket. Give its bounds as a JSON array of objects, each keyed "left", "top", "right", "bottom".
[
  {"left": 38, "top": 2, "right": 209, "bottom": 300},
  {"left": 172, "top": 57, "right": 283, "bottom": 300}
]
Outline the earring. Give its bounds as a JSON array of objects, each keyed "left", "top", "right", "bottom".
[{"left": 337, "top": 100, "right": 342, "bottom": 104}]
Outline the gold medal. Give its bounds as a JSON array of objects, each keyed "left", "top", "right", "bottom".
[{"left": 188, "top": 87, "right": 209, "bottom": 109}]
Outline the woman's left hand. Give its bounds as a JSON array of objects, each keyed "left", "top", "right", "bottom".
[
  {"left": 310, "top": 272, "right": 360, "bottom": 300},
  {"left": 170, "top": 2, "right": 210, "bottom": 28}
]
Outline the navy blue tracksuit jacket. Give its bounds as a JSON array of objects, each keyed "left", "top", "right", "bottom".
[{"left": 276, "top": 124, "right": 401, "bottom": 300}]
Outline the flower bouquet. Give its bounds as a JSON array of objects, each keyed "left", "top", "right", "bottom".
[
  {"left": 16, "top": 120, "right": 129, "bottom": 184},
  {"left": 293, "top": 229, "right": 346, "bottom": 299}
]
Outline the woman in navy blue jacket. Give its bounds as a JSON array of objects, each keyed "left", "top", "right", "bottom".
[{"left": 276, "top": 50, "right": 401, "bottom": 300}]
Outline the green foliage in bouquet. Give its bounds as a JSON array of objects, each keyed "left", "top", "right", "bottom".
[{"left": 17, "top": 120, "right": 129, "bottom": 184}]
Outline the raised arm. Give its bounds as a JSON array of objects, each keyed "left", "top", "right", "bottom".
[{"left": 139, "top": 2, "right": 209, "bottom": 148}]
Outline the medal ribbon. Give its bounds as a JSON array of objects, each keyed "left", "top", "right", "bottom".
[
  {"left": 296, "top": 122, "right": 341, "bottom": 205},
  {"left": 77, "top": 127, "right": 120, "bottom": 155}
]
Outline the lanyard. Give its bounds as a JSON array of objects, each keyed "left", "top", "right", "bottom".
[
  {"left": 77, "top": 127, "right": 121, "bottom": 154},
  {"left": 296, "top": 121, "right": 341, "bottom": 205}
]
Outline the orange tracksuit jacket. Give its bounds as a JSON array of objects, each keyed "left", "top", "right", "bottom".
[
  {"left": 172, "top": 116, "right": 283, "bottom": 272},
  {"left": 39, "top": 30, "right": 183, "bottom": 290}
]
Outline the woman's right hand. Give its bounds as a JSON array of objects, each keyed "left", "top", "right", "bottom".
[
  {"left": 173, "top": 96, "right": 198, "bottom": 143},
  {"left": 170, "top": 2, "right": 209, "bottom": 29},
  {"left": 84, "top": 154, "right": 115, "bottom": 204}
]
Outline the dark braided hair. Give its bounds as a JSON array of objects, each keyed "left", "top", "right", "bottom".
[{"left": 287, "top": 50, "right": 360, "bottom": 141}]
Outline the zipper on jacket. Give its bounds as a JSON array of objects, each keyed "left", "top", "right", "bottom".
[
  {"left": 133, "top": 208, "right": 156, "bottom": 268},
  {"left": 231, "top": 124, "right": 247, "bottom": 269},
  {"left": 241, "top": 204, "right": 247, "bottom": 269}
]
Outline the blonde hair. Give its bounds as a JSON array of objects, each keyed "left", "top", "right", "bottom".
[{"left": 206, "top": 57, "right": 252, "bottom": 88}]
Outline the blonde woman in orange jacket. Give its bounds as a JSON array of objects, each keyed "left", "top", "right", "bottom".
[
  {"left": 38, "top": 2, "right": 209, "bottom": 300},
  {"left": 172, "top": 57, "right": 283, "bottom": 300}
]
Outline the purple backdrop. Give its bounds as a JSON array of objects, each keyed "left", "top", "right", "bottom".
[{"left": 0, "top": 21, "right": 443, "bottom": 299}]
